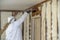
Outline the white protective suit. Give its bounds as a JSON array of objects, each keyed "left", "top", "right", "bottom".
[{"left": 6, "top": 12, "right": 28, "bottom": 40}]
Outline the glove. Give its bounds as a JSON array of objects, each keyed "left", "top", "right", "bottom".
[{"left": 26, "top": 10, "right": 31, "bottom": 13}]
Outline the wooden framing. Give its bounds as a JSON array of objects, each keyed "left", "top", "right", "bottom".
[
  {"left": 0, "top": 12, "right": 1, "bottom": 30},
  {"left": 41, "top": 3, "right": 46, "bottom": 40},
  {"left": 52, "top": 0, "right": 58, "bottom": 40},
  {"left": 58, "top": 0, "right": 60, "bottom": 40},
  {"left": 0, "top": 12, "right": 1, "bottom": 40},
  {"left": 46, "top": 1, "right": 52, "bottom": 40},
  {"left": 0, "top": 10, "right": 23, "bottom": 12},
  {"left": 24, "top": 14, "right": 29, "bottom": 40}
]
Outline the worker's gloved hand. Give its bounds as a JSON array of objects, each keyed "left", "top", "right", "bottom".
[{"left": 26, "top": 10, "right": 31, "bottom": 14}]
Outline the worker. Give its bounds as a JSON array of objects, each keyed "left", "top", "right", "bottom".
[{"left": 6, "top": 11, "right": 30, "bottom": 40}]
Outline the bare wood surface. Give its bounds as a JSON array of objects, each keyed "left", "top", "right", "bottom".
[{"left": 0, "top": 23, "right": 9, "bottom": 35}]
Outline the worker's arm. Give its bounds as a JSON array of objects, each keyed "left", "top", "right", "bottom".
[{"left": 14, "top": 12, "right": 29, "bottom": 26}]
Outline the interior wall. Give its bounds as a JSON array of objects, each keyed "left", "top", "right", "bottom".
[
  {"left": 1, "top": 12, "right": 12, "bottom": 29},
  {"left": 1, "top": 12, "right": 12, "bottom": 40}
]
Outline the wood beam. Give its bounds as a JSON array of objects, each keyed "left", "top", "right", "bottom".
[
  {"left": 46, "top": 1, "right": 52, "bottom": 40},
  {"left": 52, "top": 0, "right": 58, "bottom": 40},
  {"left": 24, "top": 14, "right": 30, "bottom": 40},
  {"left": 0, "top": 10, "right": 23, "bottom": 12},
  {"left": 41, "top": 3, "right": 46, "bottom": 40}
]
